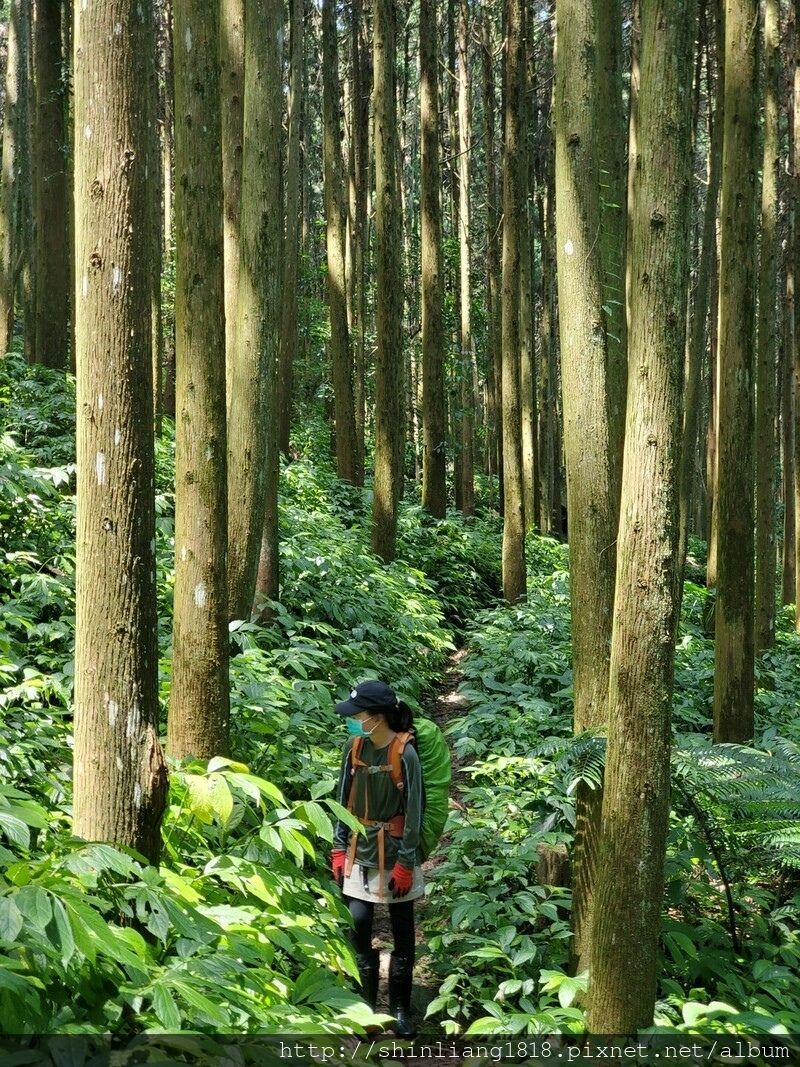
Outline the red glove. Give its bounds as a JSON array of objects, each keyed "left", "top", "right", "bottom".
[
  {"left": 331, "top": 850, "right": 346, "bottom": 887},
  {"left": 388, "top": 863, "right": 413, "bottom": 898}
]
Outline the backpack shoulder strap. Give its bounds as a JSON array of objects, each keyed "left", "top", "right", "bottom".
[
  {"left": 347, "top": 737, "right": 365, "bottom": 811},
  {"left": 389, "top": 731, "right": 414, "bottom": 792}
]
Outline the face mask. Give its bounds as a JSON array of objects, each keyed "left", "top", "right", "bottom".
[{"left": 346, "top": 715, "right": 376, "bottom": 738}]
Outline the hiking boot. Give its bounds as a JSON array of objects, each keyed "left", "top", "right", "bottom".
[
  {"left": 356, "top": 949, "right": 380, "bottom": 1010},
  {"left": 388, "top": 954, "right": 417, "bottom": 1038}
]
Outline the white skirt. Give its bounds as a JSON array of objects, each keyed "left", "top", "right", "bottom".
[{"left": 342, "top": 863, "right": 425, "bottom": 903}]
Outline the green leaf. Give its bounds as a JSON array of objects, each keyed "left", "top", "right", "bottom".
[
  {"left": 15, "top": 886, "right": 53, "bottom": 931},
  {"left": 184, "top": 774, "right": 214, "bottom": 824},
  {"left": 207, "top": 774, "right": 234, "bottom": 827},
  {"left": 0, "top": 896, "right": 24, "bottom": 942},
  {"left": 50, "top": 896, "right": 75, "bottom": 966},
  {"left": 207, "top": 756, "right": 249, "bottom": 774},
  {"left": 169, "top": 978, "right": 231, "bottom": 1027},
  {"left": 299, "top": 800, "right": 334, "bottom": 843},
  {"left": 151, "top": 982, "right": 182, "bottom": 1030},
  {"left": 0, "top": 811, "right": 30, "bottom": 849}
]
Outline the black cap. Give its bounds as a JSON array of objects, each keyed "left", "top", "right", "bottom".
[{"left": 335, "top": 680, "right": 399, "bottom": 716}]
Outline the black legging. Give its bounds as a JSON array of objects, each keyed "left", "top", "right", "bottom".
[{"left": 345, "top": 895, "right": 416, "bottom": 963}]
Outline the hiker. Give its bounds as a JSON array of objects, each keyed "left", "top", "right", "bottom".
[{"left": 331, "top": 680, "right": 423, "bottom": 1039}]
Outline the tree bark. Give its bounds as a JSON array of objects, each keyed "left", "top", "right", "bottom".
[
  {"left": 220, "top": 0, "right": 244, "bottom": 403},
  {"left": 420, "top": 0, "right": 446, "bottom": 518},
  {"left": 713, "top": 0, "right": 759, "bottom": 743},
  {"left": 783, "top": 6, "right": 797, "bottom": 608},
  {"left": 0, "top": 0, "right": 22, "bottom": 356},
  {"left": 500, "top": 0, "right": 526, "bottom": 604},
  {"left": 168, "top": 0, "right": 230, "bottom": 760},
  {"left": 588, "top": 0, "right": 696, "bottom": 1032},
  {"left": 554, "top": 0, "right": 619, "bottom": 977},
  {"left": 481, "top": 0, "right": 502, "bottom": 505},
  {"left": 72, "top": 0, "right": 168, "bottom": 864},
  {"left": 755, "top": 0, "right": 779, "bottom": 653},
  {"left": 33, "top": 0, "right": 69, "bottom": 369},
  {"left": 350, "top": 0, "right": 370, "bottom": 476},
  {"left": 278, "top": 0, "right": 303, "bottom": 460},
  {"left": 371, "top": 0, "right": 404, "bottom": 562},
  {"left": 794, "top": 0, "right": 800, "bottom": 632},
  {"left": 456, "top": 0, "right": 475, "bottom": 517},
  {"left": 322, "top": 0, "right": 358, "bottom": 484},
  {"left": 678, "top": 0, "right": 722, "bottom": 581},
  {"left": 227, "top": 0, "right": 283, "bottom": 619}
]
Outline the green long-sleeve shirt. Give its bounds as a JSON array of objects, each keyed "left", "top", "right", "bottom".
[{"left": 334, "top": 734, "right": 422, "bottom": 871}]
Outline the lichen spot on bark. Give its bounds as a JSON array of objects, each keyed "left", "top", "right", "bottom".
[
  {"left": 194, "top": 582, "right": 207, "bottom": 608},
  {"left": 112, "top": 266, "right": 123, "bottom": 293},
  {"left": 107, "top": 699, "right": 119, "bottom": 727},
  {"left": 184, "top": 27, "right": 193, "bottom": 52},
  {"left": 84, "top": 125, "right": 92, "bottom": 141},
  {"left": 97, "top": 394, "right": 104, "bottom": 410},
  {"left": 564, "top": 239, "right": 575, "bottom": 257},
  {"left": 114, "top": 428, "right": 122, "bottom": 445},
  {"left": 96, "top": 452, "right": 106, "bottom": 486},
  {"left": 133, "top": 782, "right": 143, "bottom": 809},
  {"left": 126, "top": 702, "right": 141, "bottom": 741},
  {"left": 82, "top": 276, "right": 90, "bottom": 298}
]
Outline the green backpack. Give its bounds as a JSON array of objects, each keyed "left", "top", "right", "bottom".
[{"left": 349, "top": 717, "right": 452, "bottom": 861}]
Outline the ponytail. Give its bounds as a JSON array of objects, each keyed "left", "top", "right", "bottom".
[{"left": 387, "top": 699, "right": 414, "bottom": 733}]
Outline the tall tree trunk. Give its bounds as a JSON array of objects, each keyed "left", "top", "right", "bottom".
[
  {"left": 588, "top": 0, "right": 696, "bottom": 1032},
  {"left": 252, "top": 0, "right": 284, "bottom": 613},
  {"left": 795, "top": 0, "right": 800, "bottom": 632},
  {"left": 481, "top": 0, "right": 502, "bottom": 505},
  {"left": 322, "top": 0, "right": 358, "bottom": 483},
  {"left": 555, "top": 0, "right": 620, "bottom": 977},
  {"left": 0, "top": 0, "right": 22, "bottom": 356},
  {"left": 278, "top": 0, "right": 303, "bottom": 460},
  {"left": 456, "top": 0, "right": 475, "bottom": 517},
  {"left": 33, "top": 0, "right": 69, "bottom": 369},
  {"left": 783, "top": 6, "right": 797, "bottom": 607},
  {"left": 220, "top": 0, "right": 244, "bottom": 402},
  {"left": 705, "top": 0, "right": 725, "bottom": 589},
  {"left": 72, "top": 0, "right": 168, "bottom": 864},
  {"left": 149, "top": 10, "right": 164, "bottom": 430},
  {"left": 420, "top": 0, "right": 446, "bottom": 518},
  {"left": 678, "top": 0, "right": 722, "bottom": 580},
  {"left": 168, "top": 0, "right": 230, "bottom": 760},
  {"left": 371, "top": 0, "right": 404, "bottom": 562},
  {"left": 713, "top": 0, "right": 759, "bottom": 743},
  {"left": 598, "top": 0, "right": 627, "bottom": 473},
  {"left": 159, "top": 2, "right": 176, "bottom": 418},
  {"left": 755, "top": 0, "right": 779, "bottom": 653},
  {"left": 227, "top": 0, "right": 283, "bottom": 619},
  {"left": 500, "top": 0, "right": 526, "bottom": 604},
  {"left": 18, "top": 0, "right": 34, "bottom": 364},
  {"left": 350, "top": 0, "right": 370, "bottom": 476},
  {"left": 520, "top": 8, "right": 538, "bottom": 533}
]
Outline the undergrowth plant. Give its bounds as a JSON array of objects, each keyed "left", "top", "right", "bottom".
[{"left": 423, "top": 544, "right": 800, "bottom": 1041}]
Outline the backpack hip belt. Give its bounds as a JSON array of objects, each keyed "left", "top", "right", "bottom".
[{"left": 345, "top": 813, "right": 405, "bottom": 900}]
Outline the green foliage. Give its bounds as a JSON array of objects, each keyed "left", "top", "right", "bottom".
[
  {"left": 0, "top": 768, "right": 371, "bottom": 1035},
  {"left": 396, "top": 507, "right": 503, "bottom": 637},
  {"left": 4, "top": 357, "right": 800, "bottom": 1040}
]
